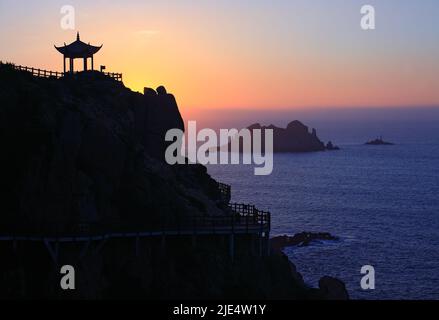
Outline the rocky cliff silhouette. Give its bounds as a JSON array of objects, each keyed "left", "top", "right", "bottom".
[
  {"left": 0, "top": 63, "right": 347, "bottom": 299},
  {"left": 0, "top": 64, "right": 223, "bottom": 234}
]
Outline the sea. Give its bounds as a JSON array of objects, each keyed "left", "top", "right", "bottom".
[{"left": 206, "top": 127, "right": 439, "bottom": 299}]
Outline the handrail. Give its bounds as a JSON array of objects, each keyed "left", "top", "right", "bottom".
[
  {"left": 0, "top": 203, "right": 270, "bottom": 238},
  {"left": 11, "top": 64, "right": 123, "bottom": 81},
  {"left": 217, "top": 182, "right": 231, "bottom": 204},
  {"left": 103, "top": 71, "right": 123, "bottom": 81},
  {"left": 14, "top": 64, "right": 64, "bottom": 78}
]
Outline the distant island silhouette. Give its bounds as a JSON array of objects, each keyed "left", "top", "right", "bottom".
[
  {"left": 219, "top": 121, "right": 339, "bottom": 153},
  {"left": 365, "top": 137, "right": 395, "bottom": 146}
]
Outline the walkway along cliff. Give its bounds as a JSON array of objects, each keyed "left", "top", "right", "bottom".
[{"left": 0, "top": 62, "right": 346, "bottom": 299}]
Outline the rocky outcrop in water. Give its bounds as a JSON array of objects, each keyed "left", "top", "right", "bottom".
[
  {"left": 257, "top": 121, "right": 325, "bottom": 152},
  {"left": 365, "top": 137, "right": 394, "bottom": 145},
  {"left": 221, "top": 121, "right": 338, "bottom": 153},
  {"left": 326, "top": 141, "right": 340, "bottom": 150},
  {"left": 271, "top": 232, "right": 339, "bottom": 251},
  {"left": 270, "top": 233, "right": 348, "bottom": 300},
  {"left": 319, "top": 276, "right": 350, "bottom": 300}
]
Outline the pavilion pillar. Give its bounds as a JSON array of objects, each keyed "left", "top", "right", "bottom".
[
  {"left": 83, "top": 57, "right": 88, "bottom": 71},
  {"left": 63, "top": 56, "right": 66, "bottom": 74},
  {"left": 69, "top": 58, "right": 74, "bottom": 73},
  {"left": 91, "top": 56, "right": 94, "bottom": 71}
]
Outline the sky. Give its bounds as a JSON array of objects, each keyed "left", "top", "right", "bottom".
[{"left": 1, "top": 0, "right": 439, "bottom": 127}]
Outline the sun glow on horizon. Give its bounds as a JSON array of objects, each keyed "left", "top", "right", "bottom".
[{"left": 1, "top": 0, "right": 439, "bottom": 118}]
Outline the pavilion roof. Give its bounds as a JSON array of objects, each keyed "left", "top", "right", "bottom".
[{"left": 54, "top": 32, "right": 102, "bottom": 58}]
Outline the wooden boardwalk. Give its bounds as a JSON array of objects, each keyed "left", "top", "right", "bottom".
[
  {"left": 0, "top": 204, "right": 270, "bottom": 242},
  {"left": 0, "top": 197, "right": 272, "bottom": 263}
]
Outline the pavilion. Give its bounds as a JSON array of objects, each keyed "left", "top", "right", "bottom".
[{"left": 54, "top": 32, "right": 102, "bottom": 74}]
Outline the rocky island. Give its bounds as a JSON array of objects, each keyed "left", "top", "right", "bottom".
[
  {"left": 220, "top": 121, "right": 339, "bottom": 153},
  {"left": 0, "top": 62, "right": 347, "bottom": 300},
  {"left": 271, "top": 232, "right": 339, "bottom": 251},
  {"left": 365, "top": 137, "right": 395, "bottom": 145}
]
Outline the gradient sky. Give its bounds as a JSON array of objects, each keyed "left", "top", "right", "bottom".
[{"left": 1, "top": 0, "right": 439, "bottom": 120}]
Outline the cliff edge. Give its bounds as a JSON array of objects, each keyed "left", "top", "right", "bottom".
[{"left": 0, "top": 63, "right": 345, "bottom": 299}]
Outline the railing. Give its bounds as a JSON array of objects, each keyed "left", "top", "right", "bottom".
[
  {"left": 0, "top": 180, "right": 269, "bottom": 237},
  {"left": 12, "top": 64, "right": 123, "bottom": 82},
  {"left": 228, "top": 203, "right": 271, "bottom": 230},
  {"left": 14, "top": 65, "right": 64, "bottom": 79},
  {"left": 0, "top": 203, "right": 270, "bottom": 238},
  {"left": 103, "top": 72, "right": 122, "bottom": 81},
  {"left": 217, "top": 182, "right": 231, "bottom": 204}
]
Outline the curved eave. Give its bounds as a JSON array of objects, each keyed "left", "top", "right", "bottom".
[
  {"left": 54, "top": 44, "right": 103, "bottom": 58},
  {"left": 54, "top": 45, "right": 67, "bottom": 55},
  {"left": 90, "top": 44, "right": 103, "bottom": 55}
]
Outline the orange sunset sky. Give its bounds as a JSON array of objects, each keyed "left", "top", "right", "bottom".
[{"left": 1, "top": 0, "right": 439, "bottom": 122}]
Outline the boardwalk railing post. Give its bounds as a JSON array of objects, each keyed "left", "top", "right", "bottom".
[
  {"left": 266, "top": 212, "right": 271, "bottom": 256},
  {"left": 259, "top": 213, "right": 264, "bottom": 257},
  {"left": 161, "top": 220, "right": 166, "bottom": 255},
  {"left": 135, "top": 234, "right": 140, "bottom": 257},
  {"left": 192, "top": 234, "right": 197, "bottom": 248},
  {"left": 212, "top": 217, "right": 216, "bottom": 234},
  {"left": 43, "top": 238, "right": 59, "bottom": 266},
  {"left": 266, "top": 231, "right": 270, "bottom": 256},
  {"left": 229, "top": 233, "right": 234, "bottom": 262},
  {"left": 79, "top": 241, "right": 91, "bottom": 261},
  {"left": 161, "top": 234, "right": 166, "bottom": 255},
  {"left": 230, "top": 215, "right": 235, "bottom": 260},
  {"left": 192, "top": 216, "right": 197, "bottom": 248}
]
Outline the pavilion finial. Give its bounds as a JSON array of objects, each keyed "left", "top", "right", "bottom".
[{"left": 77, "top": 32, "right": 80, "bottom": 41}]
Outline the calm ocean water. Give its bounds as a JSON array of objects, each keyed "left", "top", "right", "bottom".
[{"left": 207, "top": 144, "right": 439, "bottom": 299}]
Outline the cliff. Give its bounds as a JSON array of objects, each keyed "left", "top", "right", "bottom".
[
  {"left": 0, "top": 63, "right": 222, "bottom": 234},
  {"left": 0, "top": 63, "right": 345, "bottom": 299}
]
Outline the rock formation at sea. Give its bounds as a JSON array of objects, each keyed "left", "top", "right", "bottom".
[
  {"left": 365, "top": 137, "right": 395, "bottom": 146},
  {"left": 220, "top": 121, "right": 339, "bottom": 153}
]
